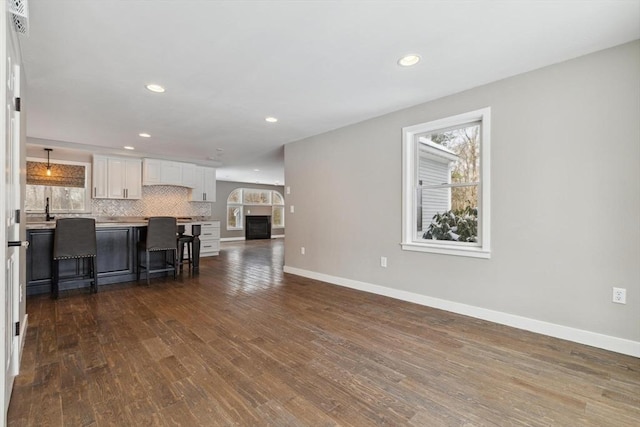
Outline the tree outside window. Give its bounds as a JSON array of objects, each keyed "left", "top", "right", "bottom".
[{"left": 420, "top": 123, "right": 480, "bottom": 243}]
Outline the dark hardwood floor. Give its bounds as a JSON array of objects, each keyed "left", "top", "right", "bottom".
[{"left": 8, "top": 239, "right": 640, "bottom": 426}]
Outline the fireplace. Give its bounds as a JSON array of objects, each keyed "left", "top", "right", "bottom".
[{"left": 245, "top": 215, "right": 271, "bottom": 240}]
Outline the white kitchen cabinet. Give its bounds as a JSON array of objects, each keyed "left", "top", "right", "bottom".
[
  {"left": 183, "top": 221, "right": 220, "bottom": 257},
  {"left": 191, "top": 166, "right": 216, "bottom": 202},
  {"left": 198, "top": 221, "right": 220, "bottom": 256},
  {"left": 161, "top": 161, "right": 182, "bottom": 185},
  {"left": 142, "top": 158, "right": 162, "bottom": 185},
  {"left": 123, "top": 159, "right": 142, "bottom": 198},
  {"left": 93, "top": 155, "right": 141, "bottom": 199},
  {"left": 181, "top": 163, "right": 197, "bottom": 188},
  {"left": 107, "top": 157, "right": 142, "bottom": 199},
  {"left": 92, "top": 155, "right": 109, "bottom": 198},
  {"left": 143, "top": 158, "right": 194, "bottom": 187}
]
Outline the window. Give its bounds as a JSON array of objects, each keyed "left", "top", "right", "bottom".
[
  {"left": 402, "top": 108, "right": 491, "bottom": 258},
  {"left": 227, "top": 188, "right": 243, "bottom": 229},
  {"left": 25, "top": 158, "right": 92, "bottom": 213},
  {"left": 243, "top": 189, "right": 271, "bottom": 204},
  {"left": 226, "top": 188, "right": 285, "bottom": 230},
  {"left": 272, "top": 191, "right": 285, "bottom": 228}
]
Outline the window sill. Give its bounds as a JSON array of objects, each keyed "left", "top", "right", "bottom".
[{"left": 401, "top": 242, "right": 491, "bottom": 259}]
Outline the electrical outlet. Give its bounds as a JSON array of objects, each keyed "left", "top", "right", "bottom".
[
  {"left": 612, "top": 287, "right": 626, "bottom": 304},
  {"left": 380, "top": 256, "right": 387, "bottom": 268},
  {"left": 301, "top": 247, "right": 305, "bottom": 255},
  {"left": 290, "top": 205, "right": 295, "bottom": 213}
]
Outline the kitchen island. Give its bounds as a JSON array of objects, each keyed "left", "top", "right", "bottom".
[{"left": 26, "top": 219, "right": 220, "bottom": 296}]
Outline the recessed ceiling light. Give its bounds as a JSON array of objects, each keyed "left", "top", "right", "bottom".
[
  {"left": 145, "top": 84, "right": 165, "bottom": 93},
  {"left": 124, "top": 146, "right": 135, "bottom": 150},
  {"left": 398, "top": 54, "right": 421, "bottom": 67},
  {"left": 265, "top": 117, "right": 278, "bottom": 123},
  {"left": 253, "top": 169, "right": 260, "bottom": 172},
  {"left": 139, "top": 133, "right": 151, "bottom": 138}
]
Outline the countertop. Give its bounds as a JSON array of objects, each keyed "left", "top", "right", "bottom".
[{"left": 26, "top": 217, "right": 219, "bottom": 230}]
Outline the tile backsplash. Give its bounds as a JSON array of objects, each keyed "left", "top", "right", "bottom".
[
  {"left": 28, "top": 186, "right": 212, "bottom": 220},
  {"left": 92, "top": 186, "right": 212, "bottom": 217}
]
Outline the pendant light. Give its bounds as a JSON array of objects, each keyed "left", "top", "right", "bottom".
[{"left": 44, "top": 148, "right": 52, "bottom": 176}]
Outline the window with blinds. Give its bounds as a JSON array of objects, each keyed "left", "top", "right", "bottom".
[{"left": 25, "top": 159, "right": 92, "bottom": 213}]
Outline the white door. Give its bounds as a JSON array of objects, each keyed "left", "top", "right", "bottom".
[{"left": 3, "top": 57, "right": 22, "bottom": 416}]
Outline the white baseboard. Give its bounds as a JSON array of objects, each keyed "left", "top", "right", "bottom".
[
  {"left": 220, "top": 237, "right": 245, "bottom": 242},
  {"left": 221, "top": 235, "right": 285, "bottom": 242},
  {"left": 283, "top": 265, "right": 640, "bottom": 357}
]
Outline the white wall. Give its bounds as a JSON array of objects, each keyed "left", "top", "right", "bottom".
[{"left": 284, "top": 41, "right": 640, "bottom": 355}]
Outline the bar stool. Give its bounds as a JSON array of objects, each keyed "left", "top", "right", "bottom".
[
  {"left": 52, "top": 218, "right": 98, "bottom": 299},
  {"left": 137, "top": 216, "right": 178, "bottom": 285},
  {"left": 177, "top": 225, "right": 194, "bottom": 273}
]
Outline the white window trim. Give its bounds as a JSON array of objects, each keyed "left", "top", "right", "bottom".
[
  {"left": 226, "top": 188, "right": 285, "bottom": 230},
  {"left": 227, "top": 205, "right": 244, "bottom": 230},
  {"left": 272, "top": 205, "right": 285, "bottom": 228},
  {"left": 401, "top": 107, "right": 491, "bottom": 259},
  {"left": 26, "top": 157, "right": 92, "bottom": 213}
]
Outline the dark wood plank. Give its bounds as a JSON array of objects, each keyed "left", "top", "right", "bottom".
[{"left": 9, "top": 239, "right": 640, "bottom": 426}]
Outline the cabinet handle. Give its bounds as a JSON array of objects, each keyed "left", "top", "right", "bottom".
[
  {"left": 203, "top": 192, "right": 206, "bottom": 201},
  {"left": 94, "top": 187, "right": 96, "bottom": 197}
]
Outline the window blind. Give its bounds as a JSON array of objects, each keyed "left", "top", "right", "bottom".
[{"left": 26, "top": 161, "right": 86, "bottom": 188}]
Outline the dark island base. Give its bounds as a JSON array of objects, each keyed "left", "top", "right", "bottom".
[{"left": 26, "top": 227, "right": 197, "bottom": 296}]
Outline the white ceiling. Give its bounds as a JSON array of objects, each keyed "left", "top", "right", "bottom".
[{"left": 19, "top": 0, "right": 640, "bottom": 185}]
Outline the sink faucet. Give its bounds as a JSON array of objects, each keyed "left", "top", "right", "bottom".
[{"left": 45, "top": 197, "right": 55, "bottom": 221}]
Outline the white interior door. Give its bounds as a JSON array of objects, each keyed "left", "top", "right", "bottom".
[{"left": 3, "top": 54, "right": 21, "bottom": 417}]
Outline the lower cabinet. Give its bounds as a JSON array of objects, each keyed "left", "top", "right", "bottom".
[
  {"left": 27, "top": 227, "right": 137, "bottom": 295},
  {"left": 193, "top": 221, "right": 220, "bottom": 256}
]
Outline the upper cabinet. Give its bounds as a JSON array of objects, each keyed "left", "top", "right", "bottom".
[
  {"left": 181, "top": 164, "right": 198, "bottom": 188},
  {"left": 93, "top": 155, "right": 142, "bottom": 199},
  {"left": 142, "top": 158, "right": 162, "bottom": 185},
  {"left": 142, "top": 159, "right": 197, "bottom": 188},
  {"left": 191, "top": 166, "right": 216, "bottom": 202},
  {"left": 93, "top": 156, "right": 109, "bottom": 198},
  {"left": 93, "top": 157, "right": 213, "bottom": 200}
]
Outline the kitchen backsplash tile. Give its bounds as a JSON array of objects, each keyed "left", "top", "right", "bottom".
[
  {"left": 92, "top": 186, "right": 212, "bottom": 217},
  {"left": 28, "top": 186, "right": 211, "bottom": 220}
]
